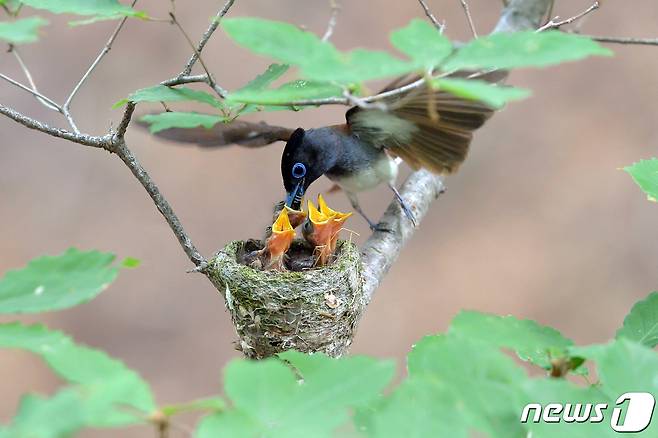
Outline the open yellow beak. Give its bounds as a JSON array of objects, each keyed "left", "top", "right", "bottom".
[
  {"left": 284, "top": 205, "right": 308, "bottom": 229},
  {"left": 303, "top": 197, "right": 353, "bottom": 266},
  {"left": 318, "top": 194, "right": 352, "bottom": 253},
  {"left": 264, "top": 208, "right": 295, "bottom": 269}
]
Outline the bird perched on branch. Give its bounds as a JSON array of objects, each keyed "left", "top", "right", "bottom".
[{"left": 146, "top": 71, "right": 506, "bottom": 231}]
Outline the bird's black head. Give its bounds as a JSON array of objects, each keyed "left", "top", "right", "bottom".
[{"left": 281, "top": 127, "right": 336, "bottom": 209}]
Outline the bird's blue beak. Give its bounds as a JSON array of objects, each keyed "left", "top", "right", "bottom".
[{"left": 285, "top": 180, "right": 305, "bottom": 210}]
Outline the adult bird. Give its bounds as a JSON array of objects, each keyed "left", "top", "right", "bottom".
[{"left": 145, "top": 71, "right": 505, "bottom": 230}]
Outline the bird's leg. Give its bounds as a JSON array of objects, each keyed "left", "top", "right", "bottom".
[
  {"left": 346, "top": 192, "right": 391, "bottom": 232},
  {"left": 387, "top": 183, "right": 417, "bottom": 227}
]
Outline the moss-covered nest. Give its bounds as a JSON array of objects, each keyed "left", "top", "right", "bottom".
[{"left": 207, "top": 239, "right": 365, "bottom": 359}]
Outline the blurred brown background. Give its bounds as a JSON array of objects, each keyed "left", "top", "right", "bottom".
[{"left": 1, "top": 0, "right": 657, "bottom": 435}]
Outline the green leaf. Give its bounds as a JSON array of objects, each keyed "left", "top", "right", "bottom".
[
  {"left": 358, "top": 376, "right": 468, "bottom": 438},
  {"left": 444, "top": 31, "right": 613, "bottom": 71},
  {"left": 304, "top": 49, "right": 414, "bottom": 83},
  {"left": 227, "top": 80, "right": 343, "bottom": 105},
  {"left": 3, "top": 389, "right": 89, "bottom": 438},
  {"left": 624, "top": 158, "right": 658, "bottom": 202},
  {"left": 0, "top": 248, "right": 122, "bottom": 314},
  {"left": 589, "top": 339, "right": 658, "bottom": 399},
  {"left": 236, "top": 63, "right": 290, "bottom": 93},
  {"left": 140, "top": 112, "right": 224, "bottom": 133},
  {"left": 0, "top": 17, "right": 48, "bottom": 44},
  {"left": 433, "top": 78, "right": 531, "bottom": 108},
  {"left": 19, "top": 0, "right": 144, "bottom": 19},
  {"left": 406, "top": 335, "right": 527, "bottom": 438},
  {"left": 223, "top": 18, "right": 417, "bottom": 84},
  {"left": 616, "top": 292, "right": 658, "bottom": 347},
  {"left": 390, "top": 19, "right": 453, "bottom": 69},
  {"left": 0, "top": 323, "right": 155, "bottom": 419},
  {"left": 116, "top": 85, "right": 224, "bottom": 109},
  {"left": 198, "top": 353, "right": 395, "bottom": 438},
  {"left": 222, "top": 17, "right": 339, "bottom": 70},
  {"left": 449, "top": 311, "right": 574, "bottom": 369}
]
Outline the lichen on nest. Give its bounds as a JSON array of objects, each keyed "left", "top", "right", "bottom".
[{"left": 207, "top": 239, "right": 365, "bottom": 359}]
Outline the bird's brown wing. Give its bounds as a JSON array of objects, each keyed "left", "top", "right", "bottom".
[
  {"left": 346, "top": 70, "right": 507, "bottom": 174},
  {"left": 138, "top": 117, "right": 294, "bottom": 148}
]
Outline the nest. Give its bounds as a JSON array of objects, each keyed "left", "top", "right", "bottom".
[{"left": 207, "top": 239, "right": 365, "bottom": 359}]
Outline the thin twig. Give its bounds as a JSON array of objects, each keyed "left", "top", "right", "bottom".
[
  {"left": 179, "top": 0, "right": 236, "bottom": 76},
  {"left": 9, "top": 46, "right": 61, "bottom": 111},
  {"left": 417, "top": 0, "right": 445, "bottom": 33},
  {"left": 587, "top": 35, "right": 658, "bottom": 46},
  {"left": 460, "top": 0, "right": 478, "bottom": 38},
  {"left": 321, "top": 0, "right": 341, "bottom": 42},
  {"left": 160, "top": 73, "right": 228, "bottom": 97},
  {"left": 537, "top": 1, "right": 599, "bottom": 32},
  {"left": 168, "top": 12, "right": 226, "bottom": 98},
  {"left": 0, "top": 73, "right": 63, "bottom": 112},
  {"left": 62, "top": 0, "right": 138, "bottom": 134}
]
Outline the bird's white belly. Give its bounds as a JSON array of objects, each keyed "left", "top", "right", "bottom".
[{"left": 333, "top": 156, "right": 399, "bottom": 193}]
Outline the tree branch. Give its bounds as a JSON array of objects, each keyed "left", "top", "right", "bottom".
[
  {"left": 9, "top": 46, "right": 61, "bottom": 112},
  {"left": 62, "top": 0, "right": 137, "bottom": 134},
  {"left": 460, "top": 0, "right": 478, "bottom": 38},
  {"left": 361, "top": 0, "right": 553, "bottom": 301},
  {"left": 0, "top": 104, "right": 107, "bottom": 147},
  {"left": 0, "top": 73, "right": 63, "bottom": 112},
  {"left": 321, "top": 0, "right": 341, "bottom": 42},
  {"left": 178, "top": 0, "right": 236, "bottom": 76},
  {"left": 587, "top": 35, "right": 658, "bottom": 46},
  {"left": 417, "top": 0, "right": 446, "bottom": 33},
  {"left": 537, "top": 1, "right": 599, "bottom": 32}
]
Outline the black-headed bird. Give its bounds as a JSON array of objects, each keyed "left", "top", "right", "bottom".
[{"left": 145, "top": 71, "right": 505, "bottom": 230}]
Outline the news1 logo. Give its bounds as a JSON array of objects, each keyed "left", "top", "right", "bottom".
[{"left": 520, "top": 392, "right": 656, "bottom": 432}]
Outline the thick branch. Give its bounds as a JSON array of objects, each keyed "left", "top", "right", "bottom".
[
  {"left": 361, "top": 0, "right": 553, "bottom": 300},
  {"left": 0, "top": 104, "right": 108, "bottom": 148}
]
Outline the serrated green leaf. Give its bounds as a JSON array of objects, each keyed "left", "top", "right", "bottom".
[
  {"left": 590, "top": 339, "right": 658, "bottom": 399},
  {"left": 200, "top": 353, "right": 394, "bottom": 438},
  {"left": 624, "top": 158, "right": 658, "bottom": 202},
  {"left": 390, "top": 18, "right": 453, "bottom": 69},
  {"left": 357, "top": 376, "right": 468, "bottom": 438},
  {"left": 0, "top": 17, "right": 48, "bottom": 44},
  {"left": 0, "top": 323, "right": 155, "bottom": 419},
  {"left": 19, "top": 0, "right": 144, "bottom": 18},
  {"left": 116, "top": 85, "right": 224, "bottom": 109},
  {"left": 223, "top": 17, "right": 339, "bottom": 69},
  {"left": 223, "top": 17, "right": 417, "bottom": 84},
  {"left": 407, "top": 335, "right": 527, "bottom": 437},
  {"left": 449, "top": 311, "right": 574, "bottom": 369},
  {"left": 140, "top": 112, "right": 224, "bottom": 133},
  {"left": 433, "top": 78, "right": 530, "bottom": 108},
  {"left": 616, "top": 292, "right": 658, "bottom": 347},
  {"left": 0, "top": 248, "right": 121, "bottom": 314},
  {"left": 444, "top": 31, "right": 613, "bottom": 71},
  {"left": 227, "top": 80, "right": 343, "bottom": 105}
]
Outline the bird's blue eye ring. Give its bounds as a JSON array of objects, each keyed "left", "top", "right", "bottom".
[{"left": 292, "top": 162, "right": 306, "bottom": 178}]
